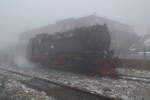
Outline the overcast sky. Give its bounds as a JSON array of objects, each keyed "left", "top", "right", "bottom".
[{"left": 0, "top": 0, "right": 150, "bottom": 45}]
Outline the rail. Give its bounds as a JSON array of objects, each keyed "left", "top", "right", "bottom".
[{"left": 0, "top": 67, "right": 121, "bottom": 100}]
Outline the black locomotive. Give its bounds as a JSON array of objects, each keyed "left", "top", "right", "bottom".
[{"left": 27, "top": 25, "right": 118, "bottom": 75}]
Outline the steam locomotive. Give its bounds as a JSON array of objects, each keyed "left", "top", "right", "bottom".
[{"left": 27, "top": 25, "right": 118, "bottom": 75}]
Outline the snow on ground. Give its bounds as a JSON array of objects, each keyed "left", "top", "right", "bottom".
[
  {"left": 0, "top": 76, "right": 54, "bottom": 100},
  {"left": 117, "top": 68, "right": 150, "bottom": 78},
  {"left": 0, "top": 65, "right": 150, "bottom": 100}
]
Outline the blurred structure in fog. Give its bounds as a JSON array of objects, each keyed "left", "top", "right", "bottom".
[{"left": 20, "top": 15, "right": 139, "bottom": 57}]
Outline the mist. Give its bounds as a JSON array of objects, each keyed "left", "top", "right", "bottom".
[
  {"left": 0, "top": 0, "right": 150, "bottom": 46},
  {"left": 0, "top": 0, "right": 150, "bottom": 67}
]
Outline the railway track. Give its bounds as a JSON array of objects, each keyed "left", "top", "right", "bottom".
[
  {"left": 116, "top": 74, "right": 150, "bottom": 83},
  {"left": 57, "top": 67, "right": 150, "bottom": 83},
  {"left": 1, "top": 64, "right": 150, "bottom": 100},
  {"left": 46, "top": 67, "right": 150, "bottom": 83},
  {"left": 47, "top": 66, "right": 150, "bottom": 83},
  {"left": 0, "top": 67, "right": 121, "bottom": 100},
  {"left": 70, "top": 69, "right": 150, "bottom": 83},
  {"left": 1, "top": 63, "right": 150, "bottom": 83},
  {"left": 1, "top": 65, "right": 150, "bottom": 84}
]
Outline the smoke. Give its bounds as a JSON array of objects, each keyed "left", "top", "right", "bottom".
[
  {"left": 13, "top": 51, "right": 35, "bottom": 68},
  {"left": 14, "top": 55, "right": 35, "bottom": 67},
  {"left": 0, "top": 39, "right": 36, "bottom": 68}
]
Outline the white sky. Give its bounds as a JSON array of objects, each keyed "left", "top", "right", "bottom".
[{"left": 0, "top": 0, "right": 150, "bottom": 45}]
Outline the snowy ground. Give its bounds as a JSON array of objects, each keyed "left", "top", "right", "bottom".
[
  {"left": 0, "top": 65, "right": 150, "bottom": 100},
  {"left": 0, "top": 76, "right": 53, "bottom": 100},
  {"left": 0, "top": 67, "right": 112, "bottom": 100},
  {"left": 117, "top": 68, "right": 150, "bottom": 78}
]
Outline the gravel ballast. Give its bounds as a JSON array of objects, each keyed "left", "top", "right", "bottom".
[{"left": 0, "top": 65, "right": 150, "bottom": 100}]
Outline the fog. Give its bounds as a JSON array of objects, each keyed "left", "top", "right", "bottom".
[
  {"left": 0, "top": 0, "right": 150, "bottom": 47},
  {"left": 0, "top": 0, "right": 150, "bottom": 67}
]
